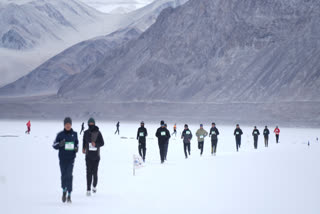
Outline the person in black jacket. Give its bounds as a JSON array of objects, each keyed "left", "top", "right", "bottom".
[
  {"left": 115, "top": 121, "right": 120, "bottom": 135},
  {"left": 209, "top": 123, "right": 220, "bottom": 156},
  {"left": 155, "top": 121, "right": 171, "bottom": 164},
  {"left": 252, "top": 126, "right": 260, "bottom": 149},
  {"left": 234, "top": 124, "right": 243, "bottom": 152},
  {"left": 82, "top": 118, "right": 104, "bottom": 196},
  {"left": 137, "top": 121, "right": 148, "bottom": 162},
  {"left": 181, "top": 124, "right": 193, "bottom": 159},
  {"left": 52, "top": 117, "right": 79, "bottom": 203},
  {"left": 263, "top": 126, "right": 270, "bottom": 147}
]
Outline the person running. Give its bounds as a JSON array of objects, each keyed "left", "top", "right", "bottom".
[
  {"left": 80, "top": 122, "right": 85, "bottom": 135},
  {"left": 263, "top": 126, "right": 270, "bottom": 147},
  {"left": 172, "top": 124, "right": 177, "bottom": 136},
  {"left": 137, "top": 121, "right": 148, "bottom": 162},
  {"left": 252, "top": 126, "right": 260, "bottom": 149},
  {"left": 234, "top": 124, "right": 243, "bottom": 152},
  {"left": 209, "top": 123, "right": 220, "bottom": 156},
  {"left": 195, "top": 124, "right": 208, "bottom": 156},
  {"left": 156, "top": 121, "right": 170, "bottom": 164},
  {"left": 181, "top": 124, "right": 192, "bottom": 159},
  {"left": 164, "top": 124, "right": 170, "bottom": 161},
  {"left": 82, "top": 118, "right": 104, "bottom": 196},
  {"left": 52, "top": 117, "right": 79, "bottom": 203},
  {"left": 274, "top": 126, "right": 280, "bottom": 143},
  {"left": 115, "top": 121, "right": 120, "bottom": 135},
  {"left": 25, "top": 120, "right": 31, "bottom": 134}
]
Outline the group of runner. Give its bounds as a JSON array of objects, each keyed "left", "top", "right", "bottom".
[{"left": 50, "top": 118, "right": 281, "bottom": 203}]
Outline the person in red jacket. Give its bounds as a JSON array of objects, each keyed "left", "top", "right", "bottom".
[
  {"left": 25, "top": 120, "right": 31, "bottom": 134},
  {"left": 274, "top": 126, "right": 280, "bottom": 143}
]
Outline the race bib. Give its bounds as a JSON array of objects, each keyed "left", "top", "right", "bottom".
[
  {"left": 161, "top": 131, "right": 166, "bottom": 136},
  {"left": 139, "top": 132, "right": 144, "bottom": 137},
  {"left": 65, "top": 142, "right": 74, "bottom": 151},
  {"left": 89, "top": 142, "right": 97, "bottom": 151},
  {"left": 211, "top": 131, "right": 216, "bottom": 135},
  {"left": 186, "top": 131, "right": 191, "bottom": 135},
  {"left": 254, "top": 131, "right": 257, "bottom": 135},
  {"left": 200, "top": 135, "right": 204, "bottom": 139},
  {"left": 236, "top": 132, "right": 239, "bottom": 135}
]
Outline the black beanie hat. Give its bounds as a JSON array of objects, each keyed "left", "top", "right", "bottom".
[
  {"left": 64, "top": 117, "right": 72, "bottom": 125},
  {"left": 160, "top": 120, "right": 165, "bottom": 126}
]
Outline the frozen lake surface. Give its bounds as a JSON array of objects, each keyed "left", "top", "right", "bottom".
[{"left": 0, "top": 120, "right": 319, "bottom": 214}]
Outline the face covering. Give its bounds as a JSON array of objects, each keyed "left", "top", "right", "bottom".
[{"left": 89, "top": 125, "right": 95, "bottom": 131}]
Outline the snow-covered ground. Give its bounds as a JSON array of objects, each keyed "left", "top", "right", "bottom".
[{"left": 0, "top": 120, "right": 319, "bottom": 214}]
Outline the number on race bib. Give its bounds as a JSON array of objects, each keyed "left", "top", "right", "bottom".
[
  {"left": 200, "top": 135, "right": 204, "bottom": 139},
  {"left": 89, "top": 142, "right": 97, "bottom": 151},
  {"left": 161, "top": 131, "right": 166, "bottom": 136},
  {"left": 254, "top": 132, "right": 257, "bottom": 134},
  {"left": 139, "top": 132, "right": 144, "bottom": 137},
  {"left": 186, "top": 131, "right": 191, "bottom": 135},
  {"left": 65, "top": 142, "right": 74, "bottom": 151},
  {"left": 212, "top": 131, "right": 216, "bottom": 135},
  {"left": 236, "top": 132, "right": 239, "bottom": 135}
]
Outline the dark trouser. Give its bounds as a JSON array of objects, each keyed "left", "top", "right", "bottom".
[
  {"left": 80, "top": 129, "right": 84, "bottom": 135},
  {"left": 59, "top": 159, "right": 74, "bottom": 193},
  {"left": 138, "top": 142, "right": 146, "bottom": 160},
  {"left": 184, "top": 143, "right": 191, "bottom": 158},
  {"left": 164, "top": 142, "right": 169, "bottom": 160},
  {"left": 198, "top": 141, "right": 204, "bottom": 155},
  {"left": 86, "top": 159, "right": 100, "bottom": 191},
  {"left": 254, "top": 137, "right": 258, "bottom": 149},
  {"left": 264, "top": 136, "right": 269, "bottom": 147},
  {"left": 158, "top": 142, "right": 166, "bottom": 163},
  {"left": 236, "top": 138, "right": 241, "bottom": 151},
  {"left": 115, "top": 128, "right": 119, "bottom": 135},
  {"left": 26, "top": 127, "right": 30, "bottom": 134},
  {"left": 211, "top": 139, "right": 218, "bottom": 154},
  {"left": 172, "top": 130, "right": 177, "bottom": 136},
  {"left": 276, "top": 135, "right": 279, "bottom": 143}
]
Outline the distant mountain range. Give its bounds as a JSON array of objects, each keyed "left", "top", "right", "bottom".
[
  {"left": 0, "top": 0, "right": 188, "bottom": 95},
  {"left": 55, "top": 0, "right": 320, "bottom": 103}
]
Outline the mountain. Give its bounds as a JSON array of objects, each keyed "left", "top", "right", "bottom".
[
  {"left": 0, "top": 0, "right": 189, "bottom": 95},
  {"left": 0, "top": 27, "right": 141, "bottom": 96},
  {"left": 0, "top": 0, "right": 106, "bottom": 50},
  {"left": 57, "top": 0, "right": 320, "bottom": 103}
]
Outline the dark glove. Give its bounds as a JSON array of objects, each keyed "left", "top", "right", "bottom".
[
  {"left": 74, "top": 147, "right": 78, "bottom": 153},
  {"left": 59, "top": 139, "right": 66, "bottom": 147}
]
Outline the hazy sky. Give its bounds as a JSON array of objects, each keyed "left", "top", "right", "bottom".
[{"left": 81, "top": 0, "right": 155, "bottom": 13}]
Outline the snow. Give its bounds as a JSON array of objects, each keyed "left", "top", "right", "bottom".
[{"left": 0, "top": 120, "right": 319, "bottom": 214}]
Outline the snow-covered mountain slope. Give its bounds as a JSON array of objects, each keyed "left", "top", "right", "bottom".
[
  {"left": 0, "top": 0, "right": 188, "bottom": 94},
  {"left": 0, "top": 0, "right": 108, "bottom": 50},
  {"left": 0, "top": 28, "right": 141, "bottom": 96},
  {"left": 56, "top": 0, "right": 320, "bottom": 103},
  {"left": 80, "top": 0, "right": 154, "bottom": 14}
]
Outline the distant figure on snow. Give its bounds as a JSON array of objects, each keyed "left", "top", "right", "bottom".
[
  {"left": 25, "top": 120, "right": 31, "bottom": 134},
  {"left": 137, "top": 121, "right": 148, "bottom": 162},
  {"left": 274, "top": 126, "right": 280, "bottom": 143},
  {"left": 181, "top": 124, "right": 192, "bottom": 159},
  {"left": 115, "top": 121, "right": 120, "bottom": 135},
  {"left": 252, "top": 126, "right": 260, "bottom": 149},
  {"left": 209, "top": 123, "right": 219, "bottom": 156},
  {"left": 234, "top": 124, "right": 243, "bottom": 152},
  {"left": 80, "top": 122, "right": 85, "bottom": 135},
  {"left": 263, "top": 126, "right": 270, "bottom": 147},
  {"left": 156, "top": 121, "right": 171, "bottom": 164},
  {"left": 172, "top": 124, "right": 177, "bottom": 136},
  {"left": 196, "top": 124, "right": 208, "bottom": 156}
]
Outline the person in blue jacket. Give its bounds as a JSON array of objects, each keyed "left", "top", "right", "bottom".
[{"left": 52, "top": 117, "right": 79, "bottom": 203}]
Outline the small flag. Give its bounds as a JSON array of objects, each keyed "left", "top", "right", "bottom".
[{"left": 133, "top": 154, "right": 144, "bottom": 176}]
